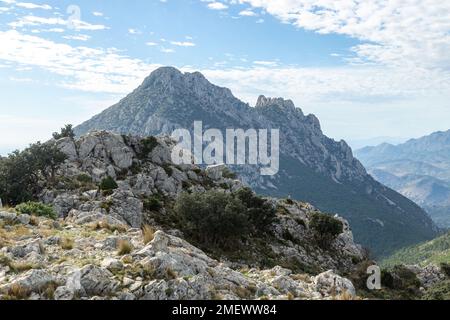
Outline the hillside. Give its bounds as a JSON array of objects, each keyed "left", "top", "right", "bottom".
[
  {"left": 382, "top": 232, "right": 450, "bottom": 268},
  {"left": 74, "top": 67, "right": 438, "bottom": 257},
  {"left": 0, "top": 131, "right": 368, "bottom": 300},
  {"left": 356, "top": 131, "right": 450, "bottom": 228}
]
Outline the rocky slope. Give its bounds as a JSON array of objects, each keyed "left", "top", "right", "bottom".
[
  {"left": 356, "top": 130, "right": 450, "bottom": 228},
  {"left": 0, "top": 131, "right": 368, "bottom": 300},
  {"left": 74, "top": 67, "right": 438, "bottom": 257}
]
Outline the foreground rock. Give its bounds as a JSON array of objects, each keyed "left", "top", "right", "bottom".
[{"left": 0, "top": 131, "right": 366, "bottom": 300}]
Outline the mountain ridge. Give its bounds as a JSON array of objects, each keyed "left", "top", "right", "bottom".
[
  {"left": 356, "top": 130, "right": 450, "bottom": 228},
  {"left": 75, "top": 66, "right": 438, "bottom": 257}
]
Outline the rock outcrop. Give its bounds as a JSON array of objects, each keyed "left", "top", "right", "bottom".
[{"left": 0, "top": 131, "right": 367, "bottom": 300}]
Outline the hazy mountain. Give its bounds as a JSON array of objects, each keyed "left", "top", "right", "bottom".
[
  {"left": 75, "top": 67, "right": 438, "bottom": 257},
  {"left": 347, "top": 137, "right": 408, "bottom": 150},
  {"left": 356, "top": 131, "right": 450, "bottom": 228}
]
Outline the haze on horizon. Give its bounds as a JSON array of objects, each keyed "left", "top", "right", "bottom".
[{"left": 1, "top": 0, "right": 450, "bottom": 155}]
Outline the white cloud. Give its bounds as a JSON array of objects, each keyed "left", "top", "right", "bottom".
[
  {"left": 9, "top": 15, "right": 108, "bottom": 31},
  {"left": 16, "top": 2, "right": 51, "bottom": 10},
  {"left": 0, "top": 30, "right": 160, "bottom": 94},
  {"left": 92, "top": 11, "right": 103, "bottom": 17},
  {"left": 146, "top": 42, "right": 158, "bottom": 46},
  {"left": 253, "top": 60, "right": 278, "bottom": 67},
  {"left": 170, "top": 41, "right": 196, "bottom": 47},
  {"left": 207, "top": 2, "right": 228, "bottom": 10},
  {"left": 160, "top": 47, "right": 175, "bottom": 53},
  {"left": 239, "top": 9, "right": 257, "bottom": 17},
  {"left": 237, "top": 0, "right": 450, "bottom": 70},
  {"left": 128, "top": 28, "right": 142, "bottom": 35},
  {"left": 63, "top": 34, "right": 91, "bottom": 41}
]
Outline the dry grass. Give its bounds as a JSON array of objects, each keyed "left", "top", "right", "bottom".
[
  {"left": 41, "top": 282, "right": 57, "bottom": 300},
  {"left": 121, "top": 255, "right": 133, "bottom": 264},
  {"left": 336, "top": 290, "right": 356, "bottom": 300},
  {"left": 165, "top": 267, "right": 177, "bottom": 280},
  {"left": 29, "top": 216, "right": 40, "bottom": 226},
  {"left": 234, "top": 286, "right": 253, "bottom": 299},
  {"left": 7, "top": 283, "right": 29, "bottom": 300},
  {"left": 60, "top": 237, "right": 74, "bottom": 250},
  {"left": 290, "top": 273, "right": 312, "bottom": 283},
  {"left": 287, "top": 292, "right": 295, "bottom": 300},
  {"left": 91, "top": 220, "right": 128, "bottom": 233},
  {"left": 12, "top": 225, "right": 32, "bottom": 238},
  {"left": 142, "top": 225, "right": 155, "bottom": 244},
  {"left": 0, "top": 254, "right": 39, "bottom": 273},
  {"left": 117, "top": 239, "right": 133, "bottom": 256}
]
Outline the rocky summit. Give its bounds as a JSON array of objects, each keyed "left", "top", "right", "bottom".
[
  {"left": 75, "top": 67, "right": 438, "bottom": 257},
  {"left": 0, "top": 131, "right": 370, "bottom": 300}
]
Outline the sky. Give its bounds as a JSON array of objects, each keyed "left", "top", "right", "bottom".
[{"left": 1, "top": 0, "right": 450, "bottom": 155}]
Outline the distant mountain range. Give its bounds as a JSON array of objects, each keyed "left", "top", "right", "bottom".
[
  {"left": 356, "top": 130, "right": 450, "bottom": 228},
  {"left": 75, "top": 66, "right": 438, "bottom": 257}
]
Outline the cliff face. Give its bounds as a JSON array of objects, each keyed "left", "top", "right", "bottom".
[
  {"left": 75, "top": 67, "right": 438, "bottom": 257},
  {"left": 0, "top": 131, "right": 366, "bottom": 300}
]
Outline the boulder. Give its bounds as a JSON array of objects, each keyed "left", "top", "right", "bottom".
[{"left": 313, "top": 270, "right": 356, "bottom": 298}]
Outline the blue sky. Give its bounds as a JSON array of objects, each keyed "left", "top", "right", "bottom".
[{"left": 1, "top": 0, "right": 450, "bottom": 154}]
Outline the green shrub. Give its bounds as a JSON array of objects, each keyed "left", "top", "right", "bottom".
[
  {"left": 422, "top": 281, "right": 450, "bottom": 300},
  {"left": 16, "top": 202, "right": 57, "bottom": 220},
  {"left": 52, "top": 124, "right": 75, "bottom": 140},
  {"left": 143, "top": 195, "right": 163, "bottom": 212},
  {"left": 138, "top": 137, "right": 159, "bottom": 159},
  {"left": 222, "top": 167, "right": 237, "bottom": 179},
  {"left": 162, "top": 164, "right": 173, "bottom": 177},
  {"left": 441, "top": 263, "right": 450, "bottom": 278},
  {"left": 174, "top": 191, "right": 249, "bottom": 249},
  {"left": 309, "top": 212, "right": 343, "bottom": 247},
  {"left": 76, "top": 174, "right": 93, "bottom": 184},
  {"left": 285, "top": 198, "right": 294, "bottom": 205},
  {"left": 0, "top": 142, "right": 67, "bottom": 205},
  {"left": 382, "top": 266, "right": 421, "bottom": 293},
  {"left": 99, "top": 176, "right": 118, "bottom": 191},
  {"left": 234, "top": 187, "right": 276, "bottom": 233},
  {"left": 173, "top": 188, "right": 276, "bottom": 249},
  {"left": 130, "top": 162, "right": 142, "bottom": 175}
]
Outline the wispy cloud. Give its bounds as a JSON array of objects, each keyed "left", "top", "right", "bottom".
[
  {"left": 0, "top": 30, "right": 160, "bottom": 93},
  {"left": 170, "top": 41, "right": 196, "bottom": 47},
  {"left": 237, "top": 0, "right": 450, "bottom": 70},
  {"left": 9, "top": 15, "right": 108, "bottom": 31},
  {"left": 15, "top": 2, "right": 51, "bottom": 10},
  {"left": 160, "top": 47, "right": 175, "bottom": 53}
]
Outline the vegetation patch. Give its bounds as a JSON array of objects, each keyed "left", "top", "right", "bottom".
[
  {"left": 99, "top": 176, "right": 118, "bottom": 192},
  {"left": 309, "top": 212, "right": 343, "bottom": 248},
  {"left": 138, "top": 136, "right": 159, "bottom": 160},
  {"left": 15, "top": 202, "right": 57, "bottom": 220}
]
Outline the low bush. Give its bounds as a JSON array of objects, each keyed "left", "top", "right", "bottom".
[
  {"left": 222, "top": 167, "right": 237, "bottom": 179},
  {"left": 309, "top": 212, "right": 343, "bottom": 247},
  {"left": 76, "top": 174, "right": 93, "bottom": 184},
  {"left": 173, "top": 188, "right": 275, "bottom": 249},
  {"left": 99, "top": 176, "right": 118, "bottom": 192},
  {"left": 422, "top": 280, "right": 450, "bottom": 300},
  {"left": 440, "top": 262, "right": 450, "bottom": 278},
  {"left": 143, "top": 195, "right": 163, "bottom": 212},
  {"left": 15, "top": 202, "right": 57, "bottom": 220},
  {"left": 138, "top": 137, "right": 159, "bottom": 159}
]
